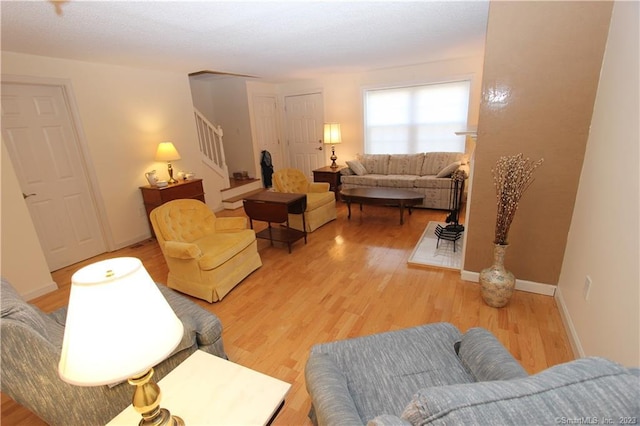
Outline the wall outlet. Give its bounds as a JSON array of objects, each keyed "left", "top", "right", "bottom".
[{"left": 583, "top": 275, "right": 592, "bottom": 301}]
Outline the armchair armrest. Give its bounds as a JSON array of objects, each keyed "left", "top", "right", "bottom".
[
  {"left": 456, "top": 327, "right": 528, "bottom": 381},
  {"left": 157, "top": 285, "right": 226, "bottom": 358},
  {"left": 214, "top": 216, "right": 247, "bottom": 232},
  {"left": 306, "top": 352, "right": 364, "bottom": 426},
  {"left": 164, "top": 241, "right": 202, "bottom": 259},
  {"left": 308, "top": 182, "right": 330, "bottom": 193}
]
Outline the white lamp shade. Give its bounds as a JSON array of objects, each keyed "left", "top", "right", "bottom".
[
  {"left": 324, "top": 123, "right": 342, "bottom": 144},
  {"left": 58, "top": 257, "right": 184, "bottom": 386},
  {"left": 155, "top": 142, "right": 181, "bottom": 162}
]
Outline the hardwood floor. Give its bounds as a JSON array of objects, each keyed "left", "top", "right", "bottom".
[{"left": 1, "top": 202, "right": 575, "bottom": 425}]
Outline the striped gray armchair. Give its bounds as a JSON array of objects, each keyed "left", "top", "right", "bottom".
[{"left": 0, "top": 278, "right": 226, "bottom": 426}]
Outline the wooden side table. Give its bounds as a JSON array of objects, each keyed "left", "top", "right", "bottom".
[
  {"left": 243, "top": 192, "right": 307, "bottom": 253},
  {"left": 107, "top": 350, "right": 291, "bottom": 425},
  {"left": 140, "top": 179, "right": 205, "bottom": 236},
  {"left": 313, "top": 166, "right": 346, "bottom": 199}
]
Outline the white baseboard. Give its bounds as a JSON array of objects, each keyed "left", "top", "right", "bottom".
[
  {"left": 23, "top": 281, "right": 58, "bottom": 301},
  {"left": 461, "top": 270, "right": 556, "bottom": 296},
  {"left": 554, "top": 287, "right": 583, "bottom": 359}
]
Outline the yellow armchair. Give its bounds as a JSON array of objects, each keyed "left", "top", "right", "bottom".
[
  {"left": 273, "top": 168, "right": 337, "bottom": 232},
  {"left": 150, "top": 199, "right": 262, "bottom": 302}
]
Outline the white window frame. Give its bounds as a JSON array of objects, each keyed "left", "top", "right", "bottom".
[{"left": 363, "top": 79, "right": 471, "bottom": 155}]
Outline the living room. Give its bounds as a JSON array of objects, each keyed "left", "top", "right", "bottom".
[{"left": 1, "top": 1, "right": 638, "bottom": 424}]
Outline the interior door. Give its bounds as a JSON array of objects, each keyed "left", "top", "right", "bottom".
[
  {"left": 1, "top": 82, "right": 106, "bottom": 271},
  {"left": 252, "top": 95, "right": 283, "bottom": 171},
  {"left": 284, "top": 93, "right": 324, "bottom": 179}
]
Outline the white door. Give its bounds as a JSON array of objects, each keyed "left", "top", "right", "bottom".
[
  {"left": 252, "top": 95, "right": 283, "bottom": 171},
  {"left": 284, "top": 93, "right": 324, "bottom": 179},
  {"left": 1, "top": 83, "right": 106, "bottom": 271}
]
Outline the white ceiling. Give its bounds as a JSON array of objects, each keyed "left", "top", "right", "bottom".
[{"left": 1, "top": 1, "right": 489, "bottom": 81}]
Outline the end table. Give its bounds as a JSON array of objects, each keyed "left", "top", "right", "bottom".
[{"left": 313, "top": 166, "right": 346, "bottom": 199}]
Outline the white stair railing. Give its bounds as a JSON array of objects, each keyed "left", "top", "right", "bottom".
[{"left": 194, "top": 108, "right": 229, "bottom": 186}]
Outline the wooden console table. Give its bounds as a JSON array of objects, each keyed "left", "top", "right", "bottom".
[
  {"left": 140, "top": 179, "right": 205, "bottom": 236},
  {"left": 243, "top": 192, "right": 307, "bottom": 253}
]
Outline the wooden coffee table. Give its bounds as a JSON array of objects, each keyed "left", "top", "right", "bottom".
[{"left": 340, "top": 188, "right": 424, "bottom": 225}]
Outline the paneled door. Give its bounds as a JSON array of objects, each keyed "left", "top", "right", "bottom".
[
  {"left": 252, "top": 95, "right": 283, "bottom": 172},
  {"left": 1, "top": 82, "right": 106, "bottom": 271},
  {"left": 284, "top": 93, "right": 324, "bottom": 179}
]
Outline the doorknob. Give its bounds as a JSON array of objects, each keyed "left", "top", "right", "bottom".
[
  {"left": 22, "top": 192, "right": 36, "bottom": 199},
  {"left": 316, "top": 146, "right": 323, "bottom": 151},
  {"left": 317, "top": 139, "right": 323, "bottom": 150}
]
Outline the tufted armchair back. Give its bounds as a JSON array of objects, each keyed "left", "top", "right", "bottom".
[
  {"left": 152, "top": 199, "right": 218, "bottom": 243},
  {"left": 273, "top": 168, "right": 311, "bottom": 193}
]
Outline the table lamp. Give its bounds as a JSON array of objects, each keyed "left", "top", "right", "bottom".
[
  {"left": 58, "top": 257, "right": 185, "bottom": 426},
  {"left": 323, "top": 123, "right": 342, "bottom": 168},
  {"left": 155, "top": 142, "right": 181, "bottom": 184}
]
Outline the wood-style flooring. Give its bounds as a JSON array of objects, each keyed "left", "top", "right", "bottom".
[{"left": 1, "top": 202, "right": 575, "bottom": 425}]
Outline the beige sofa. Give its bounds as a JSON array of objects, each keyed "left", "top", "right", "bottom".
[{"left": 341, "top": 152, "right": 469, "bottom": 210}]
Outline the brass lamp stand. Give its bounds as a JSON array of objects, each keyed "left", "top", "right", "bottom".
[{"left": 129, "top": 368, "right": 184, "bottom": 426}]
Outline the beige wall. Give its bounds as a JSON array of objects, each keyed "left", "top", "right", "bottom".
[
  {"left": 556, "top": 1, "right": 639, "bottom": 367},
  {"left": 1, "top": 52, "right": 229, "bottom": 294},
  {"left": 1, "top": 143, "right": 56, "bottom": 299},
  {"left": 276, "top": 56, "right": 485, "bottom": 166},
  {"left": 464, "top": 1, "right": 613, "bottom": 285}
]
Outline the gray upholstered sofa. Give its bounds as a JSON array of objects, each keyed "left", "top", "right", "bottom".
[
  {"left": 0, "top": 278, "right": 227, "bottom": 426},
  {"left": 341, "top": 153, "right": 469, "bottom": 209},
  {"left": 305, "top": 322, "right": 639, "bottom": 425}
]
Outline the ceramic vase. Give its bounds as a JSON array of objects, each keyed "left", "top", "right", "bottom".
[{"left": 479, "top": 244, "right": 515, "bottom": 308}]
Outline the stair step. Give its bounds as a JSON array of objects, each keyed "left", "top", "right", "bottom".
[{"left": 222, "top": 188, "right": 266, "bottom": 210}]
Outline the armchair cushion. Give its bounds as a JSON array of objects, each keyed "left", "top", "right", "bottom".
[
  {"left": 274, "top": 168, "right": 311, "bottom": 193},
  {"left": 309, "top": 182, "right": 331, "bottom": 193},
  {"left": 164, "top": 240, "right": 202, "bottom": 259},
  {"left": 196, "top": 230, "right": 257, "bottom": 270}
]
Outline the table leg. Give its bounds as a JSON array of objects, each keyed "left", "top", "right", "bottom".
[
  {"left": 399, "top": 202, "right": 405, "bottom": 225},
  {"left": 346, "top": 200, "right": 352, "bottom": 219}
]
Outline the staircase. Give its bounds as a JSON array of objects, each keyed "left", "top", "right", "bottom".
[{"left": 194, "top": 108, "right": 264, "bottom": 209}]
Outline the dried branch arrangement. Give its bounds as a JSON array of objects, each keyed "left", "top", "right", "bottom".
[{"left": 492, "top": 154, "right": 544, "bottom": 245}]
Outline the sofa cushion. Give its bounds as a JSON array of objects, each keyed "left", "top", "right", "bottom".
[
  {"left": 413, "top": 176, "right": 453, "bottom": 190},
  {"left": 376, "top": 175, "right": 418, "bottom": 188},
  {"left": 456, "top": 327, "right": 528, "bottom": 382},
  {"left": 347, "top": 160, "right": 368, "bottom": 176},
  {"left": 388, "top": 154, "right": 424, "bottom": 175},
  {"left": 435, "top": 161, "right": 462, "bottom": 178},
  {"left": 359, "top": 154, "right": 390, "bottom": 175},
  {"left": 342, "top": 174, "right": 384, "bottom": 186},
  {"left": 421, "top": 152, "right": 464, "bottom": 176},
  {"left": 400, "top": 357, "right": 639, "bottom": 425}
]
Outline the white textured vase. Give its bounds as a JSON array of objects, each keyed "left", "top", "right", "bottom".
[{"left": 479, "top": 244, "right": 515, "bottom": 308}]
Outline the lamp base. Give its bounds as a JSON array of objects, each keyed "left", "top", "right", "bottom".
[
  {"left": 330, "top": 145, "right": 338, "bottom": 169},
  {"left": 140, "top": 408, "right": 184, "bottom": 426},
  {"left": 167, "top": 162, "right": 178, "bottom": 184},
  {"left": 129, "top": 368, "right": 183, "bottom": 426}
]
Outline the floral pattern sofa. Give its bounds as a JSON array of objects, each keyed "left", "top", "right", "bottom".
[{"left": 341, "top": 152, "right": 469, "bottom": 209}]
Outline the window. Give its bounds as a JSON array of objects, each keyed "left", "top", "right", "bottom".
[{"left": 364, "top": 80, "right": 470, "bottom": 154}]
